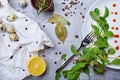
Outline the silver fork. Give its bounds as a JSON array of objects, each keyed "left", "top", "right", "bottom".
[{"left": 56, "top": 31, "right": 95, "bottom": 73}]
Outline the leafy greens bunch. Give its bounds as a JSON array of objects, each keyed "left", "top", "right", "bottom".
[{"left": 55, "top": 7, "right": 116, "bottom": 80}]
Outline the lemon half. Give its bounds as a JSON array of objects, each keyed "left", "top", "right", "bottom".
[{"left": 27, "top": 56, "right": 46, "bottom": 76}]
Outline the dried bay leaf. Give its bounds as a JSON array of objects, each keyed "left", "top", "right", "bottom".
[
  {"left": 48, "top": 14, "right": 69, "bottom": 25},
  {"left": 55, "top": 23, "right": 68, "bottom": 43}
]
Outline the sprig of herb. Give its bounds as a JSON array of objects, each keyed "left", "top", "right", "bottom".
[
  {"left": 58, "top": 54, "right": 67, "bottom": 63},
  {"left": 37, "top": 0, "right": 46, "bottom": 15},
  {"left": 55, "top": 7, "right": 116, "bottom": 80}
]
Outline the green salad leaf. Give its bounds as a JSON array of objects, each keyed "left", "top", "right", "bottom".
[
  {"left": 71, "top": 45, "right": 78, "bottom": 55},
  {"left": 61, "top": 54, "right": 67, "bottom": 60},
  {"left": 103, "top": 7, "right": 109, "bottom": 18},
  {"left": 111, "top": 59, "right": 120, "bottom": 65},
  {"left": 94, "top": 8, "right": 100, "bottom": 15},
  {"left": 103, "top": 31, "right": 114, "bottom": 37},
  {"left": 62, "top": 70, "right": 69, "bottom": 78},
  {"left": 108, "top": 48, "right": 116, "bottom": 55},
  {"left": 55, "top": 72, "right": 61, "bottom": 80}
]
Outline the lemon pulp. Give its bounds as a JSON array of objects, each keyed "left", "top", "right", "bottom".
[{"left": 27, "top": 56, "right": 46, "bottom": 76}]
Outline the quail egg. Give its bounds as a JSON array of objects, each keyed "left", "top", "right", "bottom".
[{"left": 7, "top": 13, "right": 17, "bottom": 22}]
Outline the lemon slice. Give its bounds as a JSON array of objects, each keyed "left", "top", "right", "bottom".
[{"left": 27, "top": 56, "right": 46, "bottom": 76}]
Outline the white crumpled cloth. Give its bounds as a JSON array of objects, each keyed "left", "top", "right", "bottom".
[{"left": 0, "top": 0, "right": 54, "bottom": 80}]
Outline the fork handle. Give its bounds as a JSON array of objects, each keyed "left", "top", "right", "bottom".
[{"left": 56, "top": 55, "right": 75, "bottom": 73}]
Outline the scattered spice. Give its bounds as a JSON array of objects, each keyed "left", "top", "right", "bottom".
[
  {"left": 67, "top": 21, "right": 70, "bottom": 26},
  {"left": 29, "top": 55, "right": 32, "bottom": 57},
  {"left": 75, "top": 35, "right": 79, "bottom": 38},
  {"left": 81, "top": 2, "right": 83, "bottom": 6},
  {"left": 69, "top": 1, "right": 78, "bottom": 5},
  {"left": 2, "top": 34, "right": 5, "bottom": 37},
  {"left": 25, "top": 19, "right": 28, "bottom": 22},
  {"left": 115, "top": 46, "right": 119, "bottom": 50},
  {"left": 111, "top": 26, "right": 114, "bottom": 30},
  {"left": 61, "top": 0, "right": 80, "bottom": 17},
  {"left": 82, "top": 15, "right": 85, "bottom": 19},
  {"left": 114, "top": 34, "right": 119, "bottom": 38},
  {"left": 55, "top": 52, "right": 58, "bottom": 55},
  {"left": 59, "top": 52, "right": 62, "bottom": 55},
  {"left": 65, "top": 5, "right": 70, "bottom": 10},
  {"left": 65, "top": 13, "right": 68, "bottom": 16},
  {"left": 58, "top": 42, "right": 61, "bottom": 44},
  {"left": 43, "top": 25, "right": 45, "bottom": 28},
  {"left": 54, "top": 61, "right": 57, "bottom": 64},
  {"left": 62, "top": 8, "right": 65, "bottom": 11},
  {"left": 10, "top": 55, "right": 13, "bottom": 59},
  {"left": 8, "top": 44, "right": 10, "bottom": 47},
  {"left": 80, "top": 12, "right": 82, "bottom": 15},
  {"left": 51, "top": 22, "right": 54, "bottom": 24},
  {"left": 111, "top": 12, "right": 113, "bottom": 14},
  {"left": 43, "top": 55, "right": 46, "bottom": 57},
  {"left": 22, "top": 69, "right": 25, "bottom": 71},
  {"left": 114, "top": 40, "right": 118, "bottom": 43},
  {"left": 19, "top": 46, "right": 22, "bottom": 48},
  {"left": 115, "top": 12, "right": 118, "bottom": 15},
  {"left": 113, "top": 4, "right": 116, "bottom": 7},
  {"left": 25, "top": 27, "right": 28, "bottom": 30},
  {"left": 62, "top": 2, "right": 66, "bottom": 4},
  {"left": 113, "top": 19, "right": 116, "bottom": 22},
  {"left": 115, "top": 27, "right": 119, "bottom": 30}
]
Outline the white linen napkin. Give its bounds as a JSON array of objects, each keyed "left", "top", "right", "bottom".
[{"left": 0, "top": 0, "right": 54, "bottom": 80}]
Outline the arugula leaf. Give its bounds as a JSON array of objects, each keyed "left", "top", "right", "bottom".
[
  {"left": 94, "top": 37, "right": 109, "bottom": 48},
  {"left": 91, "top": 47, "right": 101, "bottom": 54},
  {"left": 71, "top": 62, "right": 87, "bottom": 72},
  {"left": 98, "top": 54, "right": 109, "bottom": 64},
  {"left": 91, "top": 24, "right": 101, "bottom": 37},
  {"left": 111, "top": 59, "right": 120, "bottom": 65},
  {"left": 83, "top": 47, "right": 91, "bottom": 55},
  {"left": 103, "top": 31, "right": 114, "bottom": 37},
  {"left": 55, "top": 72, "right": 61, "bottom": 80},
  {"left": 108, "top": 48, "right": 116, "bottom": 55},
  {"left": 68, "top": 71, "right": 80, "bottom": 80},
  {"left": 94, "top": 8, "right": 100, "bottom": 15},
  {"left": 90, "top": 11, "right": 100, "bottom": 21},
  {"left": 71, "top": 45, "right": 78, "bottom": 55},
  {"left": 62, "top": 70, "right": 69, "bottom": 78},
  {"left": 61, "top": 54, "right": 67, "bottom": 60},
  {"left": 103, "top": 7, "right": 109, "bottom": 18}
]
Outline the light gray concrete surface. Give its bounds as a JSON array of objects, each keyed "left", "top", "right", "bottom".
[{"left": 9, "top": 0, "right": 120, "bottom": 80}]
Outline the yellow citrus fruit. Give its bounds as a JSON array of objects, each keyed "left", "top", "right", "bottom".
[{"left": 27, "top": 56, "right": 46, "bottom": 76}]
